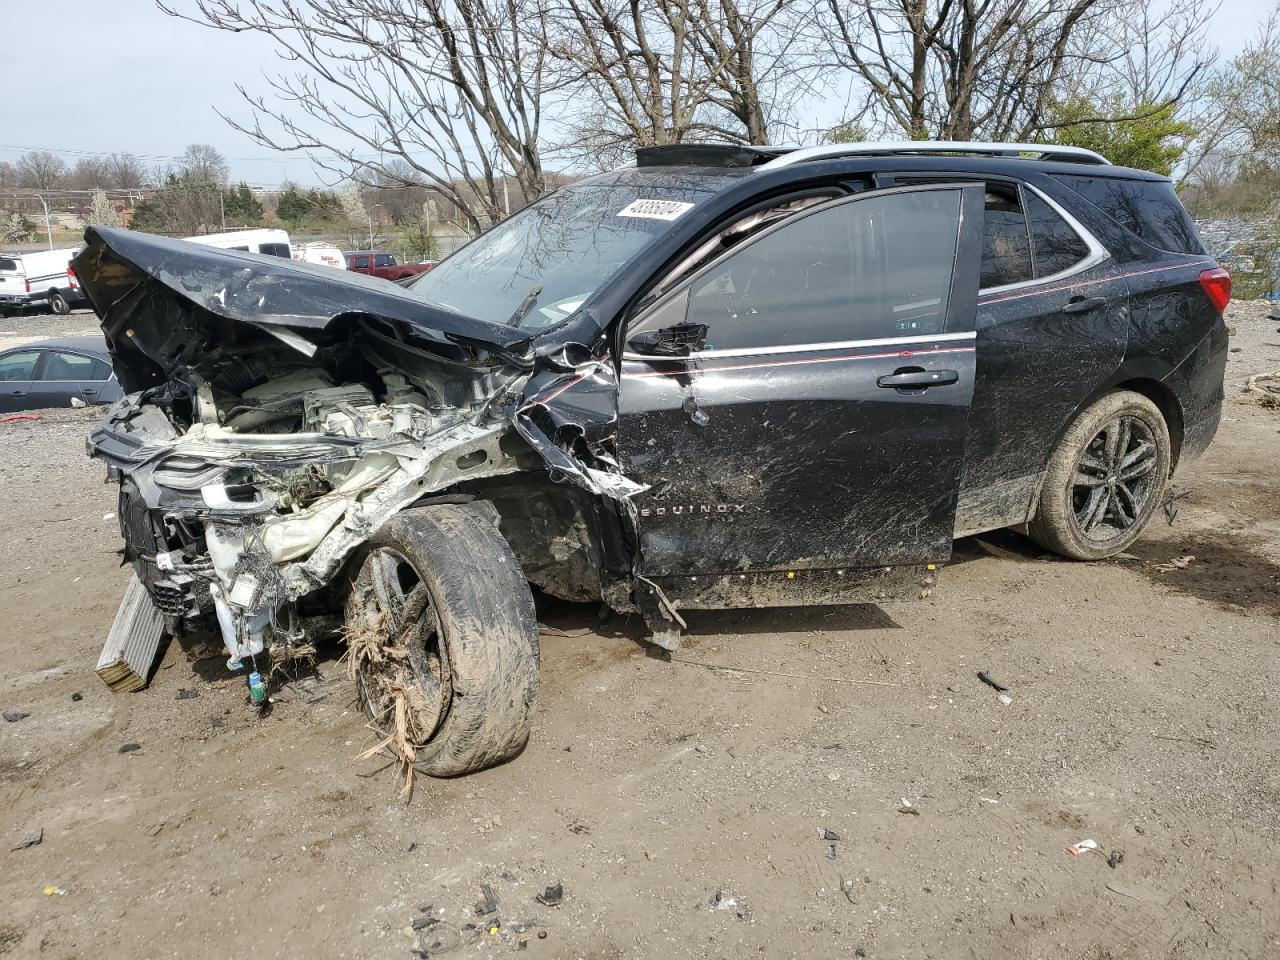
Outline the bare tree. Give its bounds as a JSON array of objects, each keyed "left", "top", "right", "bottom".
[
  {"left": 15, "top": 150, "right": 68, "bottom": 191},
  {"left": 0, "top": 161, "right": 17, "bottom": 192},
  {"left": 159, "top": 0, "right": 553, "bottom": 234},
  {"left": 104, "top": 153, "right": 147, "bottom": 190},
  {"left": 547, "top": 0, "right": 807, "bottom": 166},
  {"left": 179, "top": 144, "right": 230, "bottom": 185},
  {"left": 815, "top": 0, "right": 1177, "bottom": 141}
]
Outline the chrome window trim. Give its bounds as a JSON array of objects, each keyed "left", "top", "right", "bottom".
[
  {"left": 623, "top": 330, "right": 975, "bottom": 363},
  {"left": 977, "top": 183, "right": 1111, "bottom": 296}
]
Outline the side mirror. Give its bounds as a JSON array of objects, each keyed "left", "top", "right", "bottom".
[{"left": 627, "top": 322, "right": 708, "bottom": 357}]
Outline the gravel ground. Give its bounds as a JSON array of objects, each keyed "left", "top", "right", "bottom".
[{"left": 0, "top": 304, "right": 1277, "bottom": 960}]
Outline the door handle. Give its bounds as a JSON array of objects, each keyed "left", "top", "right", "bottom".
[
  {"left": 1063, "top": 296, "right": 1106, "bottom": 314},
  {"left": 81, "top": 388, "right": 97, "bottom": 395},
  {"left": 876, "top": 368, "right": 959, "bottom": 390},
  {"left": 10, "top": 390, "right": 25, "bottom": 397}
]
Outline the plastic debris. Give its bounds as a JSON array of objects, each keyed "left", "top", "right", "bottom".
[
  {"left": 474, "top": 882, "right": 499, "bottom": 916},
  {"left": 3, "top": 711, "right": 29, "bottom": 722},
  {"left": 1067, "top": 838, "right": 1100, "bottom": 857},
  {"left": 535, "top": 882, "right": 564, "bottom": 907},
  {"left": 897, "top": 798, "right": 921, "bottom": 816},
  {"left": 977, "top": 671, "right": 1008, "bottom": 692},
  {"left": 998, "top": 694, "right": 1014, "bottom": 706},
  {"left": 416, "top": 920, "right": 462, "bottom": 954},
  {"left": 1154, "top": 555, "right": 1194, "bottom": 572},
  {"left": 821, "top": 828, "right": 841, "bottom": 841},
  {"left": 175, "top": 688, "right": 199, "bottom": 700},
  {"left": 840, "top": 878, "right": 858, "bottom": 904},
  {"left": 12, "top": 828, "right": 43, "bottom": 851},
  {"left": 42, "top": 885, "right": 67, "bottom": 896}
]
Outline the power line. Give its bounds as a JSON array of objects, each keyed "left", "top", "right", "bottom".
[{"left": 0, "top": 142, "right": 383, "bottom": 165}]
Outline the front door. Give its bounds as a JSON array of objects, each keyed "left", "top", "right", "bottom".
[{"left": 616, "top": 183, "right": 984, "bottom": 583}]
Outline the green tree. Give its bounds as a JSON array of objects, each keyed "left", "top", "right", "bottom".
[
  {"left": 1046, "top": 97, "right": 1195, "bottom": 175},
  {"left": 823, "top": 122, "right": 868, "bottom": 145},
  {"left": 222, "top": 183, "right": 263, "bottom": 226},
  {"left": 275, "top": 186, "right": 311, "bottom": 224}
]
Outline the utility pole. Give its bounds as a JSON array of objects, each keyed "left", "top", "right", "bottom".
[{"left": 35, "top": 194, "right": 53, "bottom": 250}]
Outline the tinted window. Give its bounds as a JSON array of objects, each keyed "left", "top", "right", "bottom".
[
  {"left": 675, "top": 189, "right": 961, "bottom": 351},
  {"left": 259, "top": 243, "right": 292, "bottom": 258},
  {"left": 0, "top": 258, "right": 18, "bottom": 272},
  {"left": 1025, "top": 193, "right": 1090, "bottom": 277},
  {"left": 1056, "top": 175, "right": 1205, "bottom": 255},
  {"left": 41, "top": 351, "right": 102, "bottom": 380},
  {"left": 981, "top": 190, "right": 1034, "bottom": 288},
  {"left": 374, "top": 253, "right": 396, "bottom": 267},
  {"left": 0, "top": 350, "right": 40, "bottom": 381},
  {"left": 353, "top": 256, "right": 370, "bottom": 269}
]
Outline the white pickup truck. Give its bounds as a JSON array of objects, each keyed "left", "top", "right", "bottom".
[{"left": 0, "top": 248, "right": 85, "bottom": 315}]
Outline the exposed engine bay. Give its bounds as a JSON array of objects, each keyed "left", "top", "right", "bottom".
[{"left": 77, "top": 227, "right": 648, "bottom": 686}]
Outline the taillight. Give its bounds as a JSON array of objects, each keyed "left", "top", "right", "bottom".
[
  {"left": 67, "top": 266, "right": 79, "bottom": 290},
  {"left": 24, "top": 278, "right": 30, "bottom": 293},
  {"left": 1199, "top": 267, "right": 1231, "bottom": 314}
]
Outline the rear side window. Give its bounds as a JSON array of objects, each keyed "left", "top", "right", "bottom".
[
  {"left": 0, "top": 258, "right": 18, "bottom": 272},
  {"left": 259, "top": 243, "right": 292, "bottom": 258},
  {"left": 1055, "top": 175, "right": 1205, "bottom": 255},
  {"left": 1025, "top": 193, "right": 1091, "bottom": 277},
  {"left": 675, "top": 188, "right": 962, "bottom": 350},
  {"left": 375, "top": 254, "right": 396, "bottom": 267},
  {"left": 41, "top": 351, "right": 103, "bottom": 380},
  {"left": 353, "top": 255, "right": 370, "bottom": 269}
]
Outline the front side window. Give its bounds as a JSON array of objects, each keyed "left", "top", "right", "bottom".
[
  {"left": 0, "top": 350, "right": 40, "bottom": 381},
  {"left": 643, "top": 189, "right": 962, "bottom": 352}
]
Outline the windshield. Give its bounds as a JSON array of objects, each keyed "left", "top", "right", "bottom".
[{"left": 407, "top": 179, "right": 720, "bottom": 329}]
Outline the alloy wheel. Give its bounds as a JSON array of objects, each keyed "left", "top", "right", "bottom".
[{"left": 1070, "top": 414, "right": 1160, "bottom": 543}]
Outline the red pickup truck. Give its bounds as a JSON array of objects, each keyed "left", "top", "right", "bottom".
[{"left": 343, "top": 250, "right": 435, "bottom": 282}]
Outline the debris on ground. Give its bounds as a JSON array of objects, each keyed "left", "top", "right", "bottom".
[
  {"left": 1241, "top": 370, "right": 1280, "bottom": 408},
  {"left": 1162, "top": 488, "right": 1191, "bottom": 524},
  {"left": 1067, "top": 838, "right": 1100, "bottom": 857},
  {"left": 897, "top": 798, "right": 921, "bottom": 816},
  {"left": 118, "top": 742, "right": 142, "bottom": 754},
  {"left": 175, "top": 688, "right": 199, "bottom": 700},
  {"left": 977, "top": 671, "right": 1008, "bottom": 692},
  {"left": 998, "top": 694, "right": 1014, "bottom": 706},
  {"left": 708, "top": 888, "right": 751, "bottom": 920},
  {"left": 534, "top": 882, "right": 564, "bottom": 907},
  {"left": 11, "top": 829, "right": 43, "bottom": 851},
  {"left": 42, "top": 885, "right": 66, "bottom": 896},
  {"left": 2, "top": 711, "right": 29, "bottom": 722},
  {"left": 1108, "top": 849, "right": 1126, "bottom": 869},
  {"left": 70, "top": 692, "right": 82, "bottom": 701},
  {"left": 474, "top": 882, "right": 499, "bottom": 916},
  {"left": 840, "top": 878, "right": 858, "bottom": 904},
  {"left": 96, "top": 575, "right": 164, "bottom": 693},
  {"left": 1154, "top": 555, "right": 1196, "bottom": 572},
  {"left": 821, "top": 828, "right": 841, "bottom": 841}
]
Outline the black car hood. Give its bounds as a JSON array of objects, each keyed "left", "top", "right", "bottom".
[{"left": 73, "top": 227, "right": 533, "bottom": 369}]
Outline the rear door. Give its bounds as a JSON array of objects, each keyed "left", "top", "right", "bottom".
[
  {"left": 0, "top": 349, "right": 44, "bottom": 411},
  {"left": 616, "top": 183, "right": 984, "bottom": 578},
  {"left": 0, "top": 257, "right": 27, "bottom": 307},
  {"left": 29, "top": 349, "right": 113, "bottom": 407}
]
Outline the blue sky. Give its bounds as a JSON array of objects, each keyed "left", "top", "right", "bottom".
[{"left": 1, "top": 0, "right": 1275, "bottom": 186}]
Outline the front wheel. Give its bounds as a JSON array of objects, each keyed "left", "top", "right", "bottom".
[
  {"left": 1029, "top": 390, "right": 1171, "bottom": 560},
  {"left": 344, "top": 503, "right": 539, "bottom": 778},
  {"left": 47, "top": 290, "right": 70, "bottom": 315}
]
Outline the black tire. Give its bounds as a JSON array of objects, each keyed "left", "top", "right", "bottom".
[
  {"left": 47, "top": 290, "right": 70, "bottom": 315},
  {"left": 1029, "top": 390, "right": 1171, "bottom": 560},
  {"left": 344, "top": 503, "right": 539, "bottom": 777}
]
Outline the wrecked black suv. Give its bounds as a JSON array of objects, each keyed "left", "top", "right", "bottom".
[{"left": 77, "top": 142, "right": 1228, "bottom": 776}]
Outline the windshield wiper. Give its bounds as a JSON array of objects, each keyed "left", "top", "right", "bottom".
[{"left": 505, "top": 285, "right": 543, "bottom": 327}]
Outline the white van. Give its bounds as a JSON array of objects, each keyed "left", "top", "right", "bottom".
[
  {"left": 291, "top": 241, "right": 347, "bottom": 269},
  {"left": 0, "top": 248, "right": 82, "bottom": 315},
  {"left": 182, "top": 228, "right": 293, "bottom": 258}
]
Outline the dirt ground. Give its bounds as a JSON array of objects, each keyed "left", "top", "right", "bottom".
[{"left": 1, "top": 304, "right": 1278, "bottom": 960}]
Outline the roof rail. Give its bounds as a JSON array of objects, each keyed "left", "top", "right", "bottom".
[{"left": 755, "top": 141, "right": 1110, "bottom": 170}]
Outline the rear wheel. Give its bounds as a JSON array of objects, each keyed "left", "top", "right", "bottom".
[
  {"left": 344, "top": 503, "right": 539, "bottom": 777},
  {"left": 1029, "top": 391, "right": 1171, "bottom": 560},
  {"left": 47, "top": 290, "right": 69, "bottom": 315}
]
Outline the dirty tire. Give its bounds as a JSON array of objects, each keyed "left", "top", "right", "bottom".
[
  {"left": 47, "top": 290, "right": 69, "bottom": 315},
  {"left": 345, "top": 503, "right": 539, "bottom": 777},
  {"left": 1029, "top": 390, "right": 1171, "bottom": 560}
]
